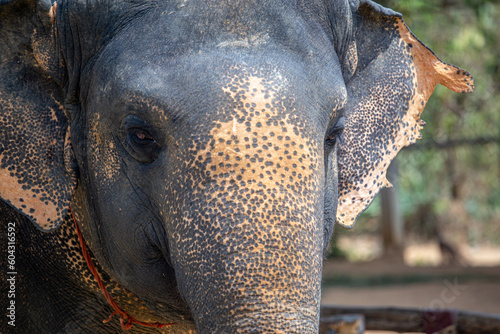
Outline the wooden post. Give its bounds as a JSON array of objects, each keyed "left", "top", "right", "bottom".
[{"left": 380, "top": 160, "right": 404, "bottom": 255}]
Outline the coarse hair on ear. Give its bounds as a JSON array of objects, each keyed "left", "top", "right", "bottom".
[
  {"left": 334, "top": 0, "right": 473, "bottom": 228},
  {"left": 0, "top": 0, "right": 78, "bottom": 231}
]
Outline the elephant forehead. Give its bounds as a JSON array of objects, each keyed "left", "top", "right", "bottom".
[
  {"left": 222, "top": 70, "right": 286, "bottom": 104},
  {"left": 185, "top": 70, "right": 322, "bottom": 200}
]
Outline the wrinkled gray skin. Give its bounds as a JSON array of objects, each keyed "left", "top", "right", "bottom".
[{"left": 0, "top": 0, "right": 472, "bottom": 333}]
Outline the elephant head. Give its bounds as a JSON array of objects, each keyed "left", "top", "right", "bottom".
[{"left": 0, "top": 0, "right": 472, "bottom": 332}]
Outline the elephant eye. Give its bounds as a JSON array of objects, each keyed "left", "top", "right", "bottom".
[
  {"left": 125, "top": 128, "right": 160, "bottom": 163},
  {"left": 325, "top": 116, "right": 345, "bottom": 147},
  {"left": 131, "top": 129, "right": 156, "bottom": 144},
  {"left": 122, "top": 115, "right": 161, "bottom": 163}
]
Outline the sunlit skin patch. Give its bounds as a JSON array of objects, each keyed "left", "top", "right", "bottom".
[
  {"left": 165, "top": 66, "right": 325, "bottom": 331},
  {"left": 336, "top": 15, "right": 474, "bottom": 228},
  {"left": 343, "top": 41, "right": 358, "bottom": 80},
  {"left": 88, "top": 113, "right": 121, "bottom": 184}
]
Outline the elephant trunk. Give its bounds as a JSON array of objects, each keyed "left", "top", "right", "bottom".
[
  {"left": 161, "top": 64, "right": 327, "bottom": 332},
  {"left": 172, "top": 213, "right": 324, "bottom": 333}
]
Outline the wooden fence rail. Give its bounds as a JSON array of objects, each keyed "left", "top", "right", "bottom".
[{"left": 320, "top": 305, "right": 500, "bottom": 334}]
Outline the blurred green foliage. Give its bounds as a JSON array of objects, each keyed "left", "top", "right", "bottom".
[{"left": 342, "top": 0, "right": 500, "bottom": 246}]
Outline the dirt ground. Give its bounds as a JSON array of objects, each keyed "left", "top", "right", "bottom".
[{"left": 321, "top": 238, "right": 500, "bottom": 329}]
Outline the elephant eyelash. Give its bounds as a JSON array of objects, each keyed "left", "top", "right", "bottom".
[
  {"left": 325, "top": 131, "right": 343, "bottom": 146},
  {"left": 326, "top": 129, "right": 343, "bottom": 142},
  {"left": 122, "top": 115, "right": 158, "bottom": 142},
  {"left": 130, "top": 129, "right": 157, "bottom": 144}
]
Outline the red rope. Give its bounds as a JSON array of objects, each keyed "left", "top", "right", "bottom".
[{"left": 70, "top": 205, "right": 177, "bottom": 330}]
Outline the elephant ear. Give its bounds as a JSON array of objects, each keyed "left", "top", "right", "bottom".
[
  {"left": 336, "top": 1, "right": 473, "bottom": 228},
  {"left": 0, "top": 0, "right": 77, "bottom": 231}
]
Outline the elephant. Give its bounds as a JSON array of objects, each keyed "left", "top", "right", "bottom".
[{"left": 0, "top": 0, "right": 473, "bottom": 333}]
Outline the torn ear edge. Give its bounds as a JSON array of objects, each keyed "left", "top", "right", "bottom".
[
  {"left": 357, "top": 1, "right": 474, "bottom": 94},
  {"left": 398, "top": 20, "right": 474, "bottom": 95},
  {"left": 336, "top": 10, "right": 474, "bottom": 229}
]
